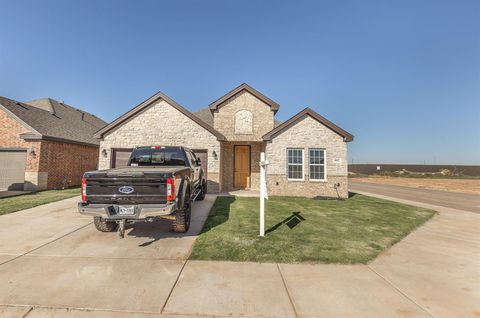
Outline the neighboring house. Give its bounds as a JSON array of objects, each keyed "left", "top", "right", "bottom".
[
  {"left": 0, "top": 96, "right": 107, "bottom": 191},
  {"left": 95, "top": 83, "right": 354, "bottom": 198}
]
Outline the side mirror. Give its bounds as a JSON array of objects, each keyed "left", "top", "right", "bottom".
[{"left": 196, "top": 158, "right": 201, "bottom": 166}]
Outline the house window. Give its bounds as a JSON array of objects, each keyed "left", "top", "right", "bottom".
[
  {"left": 309, "top": 149, "right": 326, "bottom": 181},
  {"left": 287, "top": 148, "right": 304, "bottom": 180}
]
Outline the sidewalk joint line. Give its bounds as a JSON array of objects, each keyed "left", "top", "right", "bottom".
[
  {"left": 21, "top": 306, "right": 34, "bottom": 318},
  {"left": 161, "top": 259, "right": 188, "bottom": 314},
  {"left": 276, "top": 263, "right": 299, "bottom": 318},
  {"left": 367, "top": 265, "right": 437, "bottom": 318}
]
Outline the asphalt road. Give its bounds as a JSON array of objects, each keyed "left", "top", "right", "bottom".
[{"left": 349, "top": 181, "right": 480, "bottom": 213}]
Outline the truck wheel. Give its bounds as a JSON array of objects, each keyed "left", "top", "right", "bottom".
[
  {"left": 93, "top": 216, "right": 118, "bottom": 232},
  {"left": 172, "top": 198, "right": 191, "bottom": 233},
  {"left": 197, "top": 182, "right": 207, "bottom": 201}
]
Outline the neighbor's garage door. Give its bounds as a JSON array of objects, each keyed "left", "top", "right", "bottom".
[
  {"left": 0, "top": 149, "right": 27, "bottom": 191},
  {"left": 192, "top": 149, "right": 208, "bottom": 178},
  {"left": 111, "top": 148, "right": 133, "bottom": 168}
]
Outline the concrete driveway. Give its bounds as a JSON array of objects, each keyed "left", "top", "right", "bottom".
[
  {"left": 0, "top": 195, "right": 216, "bottom": 317},
  {"left": 0, "top": 190, "right": 479, "bottom": 317}
]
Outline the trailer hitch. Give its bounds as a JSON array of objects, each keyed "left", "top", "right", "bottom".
[{"left": 117, "top": 219, "right": 126, "bottom": 239}]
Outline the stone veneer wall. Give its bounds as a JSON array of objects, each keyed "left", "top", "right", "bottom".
[
  {"left": 98, "top": 100, "right": 221, "bottom": 193},
  {"left": 265, "top": 116, "right": 349, "bottom": 198},
  {"left": 220, "top": 141, "right": 264, "bottom": 192},
  {"left": 213, "top": 91, "right": 275, "bottom": 141}
]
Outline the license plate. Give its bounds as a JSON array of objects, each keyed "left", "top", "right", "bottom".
[{"left": 118, "top": 206, "right": 135, "bottom": 215}]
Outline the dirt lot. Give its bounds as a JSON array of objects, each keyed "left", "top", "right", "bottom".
[{"left": 351, "top": 176, "right": 480, "bottom": 195}]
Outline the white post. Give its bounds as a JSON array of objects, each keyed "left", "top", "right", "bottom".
[{"left": 259, "top": 152, "right": 265, "bottom": 237}]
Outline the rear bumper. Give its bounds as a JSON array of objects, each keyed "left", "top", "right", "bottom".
[{"left": 77, "top": 202, "right": 177, "bottom": 220}]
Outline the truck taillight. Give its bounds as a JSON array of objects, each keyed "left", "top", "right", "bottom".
[
  {"left": 166, "top": 178, "right": 175, "bottom": 201},
  {"left": 81, "top": 178, "right": 87, "bottom": 202}
]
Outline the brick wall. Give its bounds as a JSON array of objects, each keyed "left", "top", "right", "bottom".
[
  {"left": 213, "top": 91, "right": 275, "bottom": 142},
  {"left": 265, "top": 115, "right": 349, "bottom": 198},
  {"left": 0, "top": 108, "right": 41, "bottom": 172},
  {"left": 98, "top": 99, "right": 221, "bottom": 193},
  {"left": 39, "top": 140, "right": 99, "bottom": 189},
  {"left": 1, "top": 108, "right": 99, "bottom": 190}
]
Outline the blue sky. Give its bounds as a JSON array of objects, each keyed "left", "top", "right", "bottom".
[{"left": 1, "top": 0, "right": 479, "bottom": 164}]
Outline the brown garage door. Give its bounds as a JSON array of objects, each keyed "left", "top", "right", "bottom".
[
  {"left": 192, "top": 149, "right": 208, "bottom": 178},
  {"left": 0, "top": 149, "right": 27, "bottom": 191},
  {"left": 111, "top": 148, "right": 133, "bottom": 168}
]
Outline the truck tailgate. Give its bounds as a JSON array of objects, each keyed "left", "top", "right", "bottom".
[{"left": 86, "top": 177, "right": 168, "bottom": 204}]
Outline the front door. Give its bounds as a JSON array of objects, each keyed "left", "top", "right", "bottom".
[{"left": 234, "top": 145, "right": 250, "bottom": 189}]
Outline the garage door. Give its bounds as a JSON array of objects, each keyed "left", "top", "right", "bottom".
[
  {"left": 192, "top": 149, "right": 208, "bottom": 178},
  {"left": 0, "top": 149, "right": 27, "bottom": 191},
  {"left": 111, "top": 148, "right": 133, "bottom": 168}
]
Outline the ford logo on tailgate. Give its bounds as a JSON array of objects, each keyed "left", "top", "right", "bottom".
[{"left": 118, "top": 186, "right": 134, "bottom": 194}]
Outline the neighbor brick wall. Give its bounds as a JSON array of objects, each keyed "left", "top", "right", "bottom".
[
  {"left": 39, "top": 140, "right": 99, "bottom": 189},
  {"left": 213, "top": 91, "right": 275, "bottom": 142},
  {"left": 98, "top": 99, "right": 221, "bottom": 193},
  {"left": 0, "top": 108, "right": 41, "bottom": 172},
  {"left": 265, "top": 115, "right": 349, "bottom": 198},
  {"left": 0, "top": 108, "right": 99, "bottom": 190}
]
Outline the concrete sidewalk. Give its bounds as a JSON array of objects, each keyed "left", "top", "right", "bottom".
[
  {"left": 0, "top": 192, "right": 478, "bottom": 317},
  {"left": 163, "top": 193, "right": 479, "bottom": 318}
]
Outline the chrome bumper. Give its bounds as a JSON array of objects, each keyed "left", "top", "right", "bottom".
[{"left": 77, "top": 202, "right": 177, "bottom": 220}]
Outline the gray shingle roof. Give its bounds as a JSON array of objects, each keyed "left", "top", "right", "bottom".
[
  {"left": 193, "top": 107, "right": 214, "bottom": 127},
  {"left": 0, "top": 96, "right": 107, "bottom": 146}
]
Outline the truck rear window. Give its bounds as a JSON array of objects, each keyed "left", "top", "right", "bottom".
[{"left": 128, "top": 148, "right": 187, "bottom": 166}]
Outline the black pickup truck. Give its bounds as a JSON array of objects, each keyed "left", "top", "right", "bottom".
[{"left": 78, "top": 146, "right": 207, "bottom": 237}]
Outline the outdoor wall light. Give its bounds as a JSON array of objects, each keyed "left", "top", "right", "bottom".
[
  {"left": 102, "top": 149, "right": 108, "bottom": 158},
  {"left": 212, "top": 150, "right": 218, "bottom": 160},
  {"left": 29, "top": 147, "right": 36, "bottom": 158}
]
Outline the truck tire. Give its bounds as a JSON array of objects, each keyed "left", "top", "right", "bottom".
[
  {"left": 93, "top": 217, "right": 118, "bottom": 232},
  {"left": 196, "top": 181, "right": 207, "bottom": 201},
  {"left": 172, "top": 197, "right": 191, "bottom": 233}
]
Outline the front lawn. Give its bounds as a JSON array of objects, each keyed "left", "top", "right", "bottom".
[
  {"left": 0, "top": 188, "right": 79, "bottom": 216},
  {"left": 190, "top": 194, "right": 436, "bottom": 264}
]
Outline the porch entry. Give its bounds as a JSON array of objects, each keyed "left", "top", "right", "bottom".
[{"left": 234, "top": 145, "right": 251, "bottom": 189}]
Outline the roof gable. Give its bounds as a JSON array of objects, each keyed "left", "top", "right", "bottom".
[
  {"left": 263, "top": 107, "right": 354, "bottom": 142},
  {"left": 94, "top": 91, "right": 225, "bottom": 140},
  {"left": 208, "top": 83, "right": 280, "bottom": 113}
]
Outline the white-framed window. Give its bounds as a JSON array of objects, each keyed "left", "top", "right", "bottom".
[
  {"left": 309, "top": 149, "right": 326, "bottom": 181},
  {"left": 287, "top": 148, "right": 304, "bottom": 180}
]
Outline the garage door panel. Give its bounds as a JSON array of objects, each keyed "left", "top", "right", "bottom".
[{"left": 0, "top": 150, "right": 27, "bottom": 191}]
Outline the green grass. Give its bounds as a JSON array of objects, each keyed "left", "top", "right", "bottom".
[
  {"left": 190, "top": 194, "right": 436, "bottom": 264},
  {"left": 0, "top": 188, "right": 80, "bottom": 216}
]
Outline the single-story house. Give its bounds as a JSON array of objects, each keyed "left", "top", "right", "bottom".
[
  {"left": 0, "top": 96, "right": 107, "bottom": 191},
  {"left": 94, "top": 83, "right": 354, "bottom": 198}
]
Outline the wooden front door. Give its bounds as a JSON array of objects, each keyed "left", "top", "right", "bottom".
[{"left": 234, "top": 145, "right": 250, "bottom": 189}]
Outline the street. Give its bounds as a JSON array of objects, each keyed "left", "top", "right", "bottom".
[{"left": 350, "top": 180, "right": 480, "bottom": 213}]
